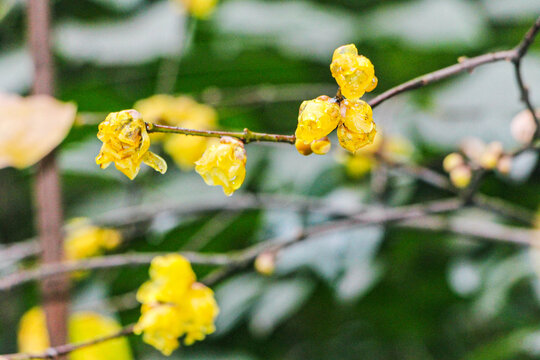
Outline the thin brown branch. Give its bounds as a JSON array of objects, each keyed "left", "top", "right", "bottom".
[
  {"left": 368, "top": 50, "right": 514, "bottom": 108},
  {"left": 147, "top": 123, "right": 295, "bottom": 144},
  {"left": 398, "top": 216, "right": 534, "bottom": 246},
  {"left": 381, "top": 158, "right": 536, "bottom": 225},
  {"left": 0, "top": 198, "right": 463, "bottom": 292},
  {"left": 370, "top": 15, "right": 540, "bottom": 109},
  {"left": 3, "top": 196, "right": 534, "bottom": 359},
  {"left": 0, "top": 251, "right": 237, "bottom": 292},
  {"left": 511, "top": 16, "right": 540, "bottom": 131},
  {"left": 0, "top": 325, "right": 135, "bottom": 360}
]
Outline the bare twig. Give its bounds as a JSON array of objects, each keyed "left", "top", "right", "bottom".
[
  {"left": 398, "top": 216, "right": 535, "bottom": 246},
  {"left": 147, "top": 123, "right": 295, "bottom": 144},
  {"left": 511, "top": 16, "right": 540, "bottom": 131},
  {"left": 0, "top": 198, "right": 463, "bottom": 292},
  {"left": 0, "top": 251, "right": 237, "bottom": 292},
  {"left": 0, "top": 325, "right": 135, "bottom": 360},
  {"left": 369, "top": 16, "right": 540, "bottom": 109},
  {"left": 381, "top": 157, "right": 536, "bottom": 225}
]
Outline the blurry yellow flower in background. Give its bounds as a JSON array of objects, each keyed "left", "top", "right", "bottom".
[
  {"left": 64, "top": 218, "right": 121, "bottom": 262},
  {"left": 195, "top": 136, "right": 247, "bottom": 196},
  {"left": 0, "top": 93, "right": 76, "bottom": 169},
  {"left": 96, "top": 110, "right": 167, "bottom": 179},
  {"left": 134, "top": 254, "right": 219, "bottom": 355},
  {"left": 172, "top": 0, "right": 218, "bottom": 19},
  {"left": 330, "top": 44, "right": 377, "bottom": 100},
  {"left": 449, "top": 165, "right": 472, "bottom": 189},
  {"left": 18, "top": 307, "right": 132, "bottom": 360},
  {"left": 134, "top": 95, "right": 218, "bottom": 170},
  {"left": 342, "top": 133, "right": 413, "bottom": 178}
]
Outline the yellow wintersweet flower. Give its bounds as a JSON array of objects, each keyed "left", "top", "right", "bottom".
[
  {"left": 135, "top": 304, "right": 183, "bottom": 356},
  {"left": 64, "top": 218, "right": 122, "bottom": 261},
  {"left": 137, "top": 253, "right": 196, "bottom": 305},
  {"left": 18, "top": 307, "right": 49, "bottom": 354},
  {"left": 330, "top": 44, "right": 377, "bottom": 100},
  {"left": 18, "top": 307, "right": 132, "bottom": 360},
  {"left": 337, "top": 99, "right": 377, "bottom": 153},
  {"left": 295, "top": 96, "right": 340, "bottom": 144},
  {"left": 337, "top": 123, "right": 376, "bottom": 154},
  {"left": 195, "top": 136, "right": 247, "bottom": 196},
  {"left": 96, "top": 109, "right": 167, "bottom": 180},
  {"left": 0, "top": 93, "right": 76, "bottom": 169},
  {"left": 134, "top": 254, "right": 219, "bottom": 356},
  {"left": 173, "top": 0, "right": 218, "bottom": 19}
]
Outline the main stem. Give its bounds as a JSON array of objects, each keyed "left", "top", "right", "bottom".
[
  {"left": 28, "top": 0, "right": 69, "bottom": 348},
  {"left": 146, "top": 123, "right": 296, "bottom": 144}
]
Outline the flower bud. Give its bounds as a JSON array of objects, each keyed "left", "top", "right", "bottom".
[
  {"left": 442, "top": 153, "right": 464, "bottom": 173},
  {"left": 254, "top": 252, "right": 276, "bottom": 276},
  {"left": 310, "top": 136, "right": 332, "bottom": 155},
  {"left": 295, "top": 139, "right": 313, "bottom": 156},
  {"left": 497, "top": 155, "right": 512, "bottom": 175},
  {"left": 511, "top": 109, "right": 538, "bottom": 144},
  {"left": 479, "top": 141, "right": 503, "bottom": 170},
  {"left": 460, "top": 137, "right": 485, "bottom": 164},
  {"left": 450, "top": 165, "right": 471, "bottom": 189}
]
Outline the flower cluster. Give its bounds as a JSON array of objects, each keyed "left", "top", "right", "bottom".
[
  {"left": 134, "top": 254, "right": 219, "bottom": 356},
  {"left": 443, "top": 138, "right": 511, "bottom": 189},
  {"left": 96, "top": 110, "right": 167, "bottom": 179},
  {"left": 135, "top": 95, "right": 218, "bottom": 171},
  {"left": 18, "top": 307, "right": 132, "bottom": 360},
  {"left": 295, "top": 44, "right": 377, "bottom": 155},
  {"left": 64, "top": 218, "right": 122, "bottom": 262},
  {"left": 342, "top": 133, "right": 413, "bottom": 179},
  {"left": 195, "top": 137, "right": 247, "bottom": 196}
]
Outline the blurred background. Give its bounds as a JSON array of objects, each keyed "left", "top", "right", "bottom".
[{"left": 1, "top": 0, "right": 540, "bottom": 359}]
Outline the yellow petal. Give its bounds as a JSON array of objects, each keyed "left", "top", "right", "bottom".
[
  {"left": 142, "top": 151, "right": 168, "bottom": 174},
  {"left": 0, "top": 94, "right": 76, "bottom": 169}
]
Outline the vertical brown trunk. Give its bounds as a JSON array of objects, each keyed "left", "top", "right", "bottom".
[{"left": 27, "top": 0, "right": 69, "bottom": 349}]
